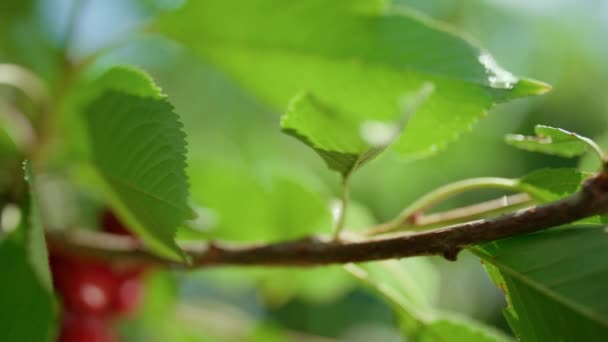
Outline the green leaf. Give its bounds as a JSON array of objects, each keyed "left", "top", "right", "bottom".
[
  {"left": 281, "top": 93, "right": 383, "bottom": 177},
  {"left": 517, "top": 168, "right": 585, "bottom": 202},
  {"left": 84, "top": 66, "right": 165, "bottom": 100},
  {"left": 83, "top": 67, "right": 190, "bottom": 261},
  {"left": 505, "top": 125, "right": 589, "bottom": 158},
  {"left": 0, "top": 161, "right": 56, "bottom": 342},
  {"left": 473, "top": 225, "right": 608, "bottom": 340},
  {"left": 346, "top": 259, "right": 511, "bottom": 341},
  {"left": 22, "top": 160, "right": 53, "bottom": 290},
  {"left": 415, "top": 316, "right": 513, "bottom": 342},
  {"left": 0, "top": 126, "right": 20, "bottom": 192},
  {"left": 157, "top": 0, "right": 549, "bottom": 160},
  {"left": 281, "top": 84, "right": 432, "bottom": 177},
  {"left": 186, "top": 158, "right": 332, "bottom": 241}
]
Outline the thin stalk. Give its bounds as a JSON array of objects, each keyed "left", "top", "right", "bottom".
[
  {"left": 574, "top": 134, "right": 607, "bottom": 164},
  {"left": 379, "top": 177, "right": 523, "bottom": 234},
  {"left": 410, "top": 193, "right": 534, "bottom": 230},
  {"left": 333, "top": 176, "right": 350, "bottom": 240}
]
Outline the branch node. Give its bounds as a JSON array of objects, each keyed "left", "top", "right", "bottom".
[
  {"left": 407, "top": 212, "right": 421, "bottom": 225},
  {"left": 205, "top": 240, "right": 223, "bottom": 259},
  {"left": 442, "top": 247, "right": 462, "bottom": 262}
]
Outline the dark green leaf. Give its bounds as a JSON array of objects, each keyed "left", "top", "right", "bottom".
[
  {"left": 157, "top": 0, "right": 549, "bottom": 160},
  {"left": 0, "top": 161, "right": 56, "bottom": 342},
  {"left": 83, "top": 67, "right": 190, "bottom": 261},
  {"left": 0, "top": 240, "right": 57, "bottom": 342},
  {"left": 474, "top": 225, "right": 608, "bottom": 341},
  {"left": 505, "top": 125, "right": 588, "bottom": 158}
]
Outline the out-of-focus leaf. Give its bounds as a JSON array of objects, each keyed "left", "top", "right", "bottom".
[
  {"left": 0, "top": 0, "right": 62, "bottom": 84},
  {"left": 474, "top": 225, "right": 608, "bottom": 341},
  {"left": 22, "top": 161, "right": 52, "bottom": 290},
  {"left": 0, "top": 126, "right": 20, "bottom": 192},
  {"left": 157, "top": 0, "right": 549, "bottom": 160},
  {"left": 415, "top": 315, "right": 512, "bottom": 342},
  {"left": 187, "top": 158, "right": 332, "bottom": 241},
  {"left": 517, "top": 168, "right": 585, "bottom": 202},
  {"left": 346, "top": 259, "right": 512, "bottom": 341},
  {"left": 0, "top": 161, "right": 56, "bottom": 342},
  {"left": 83, "top": 67, "right": 190, "bottom": 261},
  {"left": 119, "top": 272, "right": 225, "bottom": 341},
  {"left": 505, "top": 125, "right": 589, "bottom": 157}
]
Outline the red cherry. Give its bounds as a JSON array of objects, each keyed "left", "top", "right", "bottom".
[
  {"left": 50, "top": 254, "right": 77, "bottom": 292},
  {"left": 111, "top": 272, "right": 143, "bottom": 315},
  {"left": 55, "top": 259, "right": 118, "bottom": 315},
  {"left": 101, "top": 209, "right": 133, "bottom": 237},
  {"left": 58, "top": 313, "right": 117, "bottom": 342}
]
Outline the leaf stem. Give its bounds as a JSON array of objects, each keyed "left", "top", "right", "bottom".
[
  {"left": 333, "top": 175, "right": 351, "bottom": 240},
  {"left": 411, "top": 193, "right": 533, "bottom": 229},
  {"left": 574, "top": 133, "right": 608, "bottom": 165},
  {"left": 365, "top": 193, "right": 534, "bottom": 235},
  {"left": 377, "top": 177, "right": 523, "bottom": 235}
]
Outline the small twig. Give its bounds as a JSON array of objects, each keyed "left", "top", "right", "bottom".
[
  {"left": 374, "top": 177, "right": 523, "bottom": 235},
  {"left": 366, "top": 193, "right": 533, "bottom": 235},
  {"left": 46, "top": 172, "right": 608, "bottom": 268},
  {"left": 409, "top": 193, "right": 533, "bottom": 229}
]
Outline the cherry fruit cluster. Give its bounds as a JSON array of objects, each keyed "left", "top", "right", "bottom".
[{"left": 50, "top": 210, "right": 148, "bottom": 342}]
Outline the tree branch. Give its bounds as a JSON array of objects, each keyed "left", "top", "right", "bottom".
[{"left": 46, "top": 172, "right": 608, "bottom": 269}]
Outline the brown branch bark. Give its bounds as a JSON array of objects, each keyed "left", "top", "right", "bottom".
[{"left": 46, "top": 173, "right": 608, "bottom": 269}]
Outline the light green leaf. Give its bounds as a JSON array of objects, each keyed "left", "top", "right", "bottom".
[
  {"left": 517, "top": 168, "right": 585, "bottom": 202},
  {"left": 84, "top": 66, "right": 164, "bottom": 100},
  {"left": 281, "top": 92, "right": 383, "bottom": 177},
  {"left": 0, "top": 161, "right": 56, "bottom": 342},
  {"left": 186, "top": 158, "right": 332, "bottom": 241},
  {"left": 505, "top": 125, "right": 589, "bottom": 158},
  {"left": 415, "top": 315, "right": 513, "bottom": 342},
  {"left": 473, "top": 225, "right": 608, "bottom": 341},
  {"left": 83, "top": 67, "right": 190, "bottom": 261},
  {"left": 157, "top": 0, "right": 549, "bottom": 160},
  {"left": 346, "top": 259, "right": 510, "bottom": 341},
  {"left": 281, "top": 84, "right": 433, "bottom": 176}
]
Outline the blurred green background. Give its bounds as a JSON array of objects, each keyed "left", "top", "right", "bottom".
[{"left": 1, "top": 0, "right": 607, "bottom": 340}]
